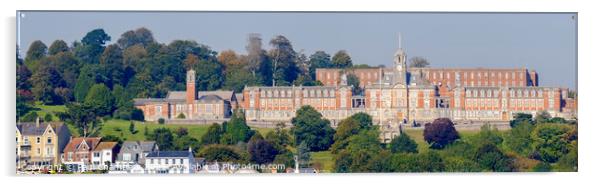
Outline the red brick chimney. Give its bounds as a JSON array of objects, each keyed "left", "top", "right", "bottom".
[{"left": 186, "top": 69, "right": 196, "bottom": 104}]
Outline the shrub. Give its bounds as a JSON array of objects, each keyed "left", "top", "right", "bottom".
[
  {"left": 158, "top": 118, "right": 165, "bottom": 124},
  {"left": 423, "top": 118, "right": 459, "bottom": 149}
]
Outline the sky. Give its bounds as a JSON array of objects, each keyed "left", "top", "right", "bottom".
[{"left": 17, "top": 11, "right": 577, "bottom": 89}]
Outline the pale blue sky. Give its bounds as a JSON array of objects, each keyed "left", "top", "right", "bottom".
[{"left": 17, "top": 11, "right": 577, "bottom": 89}]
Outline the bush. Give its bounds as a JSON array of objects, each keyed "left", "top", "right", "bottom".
[{"left": 158, "top": 118, "right": 165, "bottom": 124}]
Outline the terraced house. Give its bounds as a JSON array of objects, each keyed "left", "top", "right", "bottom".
[{"left": 16, "top": 119, "right": 71, "bottom": 170}]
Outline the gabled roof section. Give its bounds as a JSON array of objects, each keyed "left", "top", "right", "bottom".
[{"left": 94, "top": 142, "right": 117, "bottom": 151}]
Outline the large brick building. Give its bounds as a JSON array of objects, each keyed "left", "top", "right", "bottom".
[
  {"left": 239, "top": 42, "right": 576, "bottom": 126},
  {"left": 134, "top": 70, "right": 237, "bottom": 122}
]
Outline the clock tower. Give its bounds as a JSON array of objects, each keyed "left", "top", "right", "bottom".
[{"left": 394, "top": 33, "right": 408, "bottom": 85}]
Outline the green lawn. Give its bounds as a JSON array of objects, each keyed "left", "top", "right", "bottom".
[
  {"left": 97, "top": 119, "right": 274, "bottom": 142},
  {"left": 310, "top": 151, "right": 334, "bottom": 172},
  {"left": 33, "top": 103, "right": 66, "bottom": 121},
  {"left": 403, "top": 129, "right": 481, "bottom": 153}
]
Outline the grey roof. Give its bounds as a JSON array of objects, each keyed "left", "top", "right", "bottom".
[
  {"left": 133, "top": 98, "right": 172, "bottom": 106},
  {"left": 146, "top": 151, "right": 191, "bottom": 158},
  {"left": 198, "top": 91, "right": 235, "bottom": 101},
  {"left": 17, "top": 122, "right": 65, "bottom": 136},
  {"left": 198, "top": 94, "right": 224, "bottom": 103},
  {"left": 139, "top": 141, "right": 157, "bottom": 152},
  {"left": 166, "top": 91, "right": 186, "bottom": 100},
  {"left": 121, "top": 141, "right": 157, "bottom": 152}
]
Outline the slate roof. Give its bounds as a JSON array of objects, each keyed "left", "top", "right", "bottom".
[
  {"left": 139, "top": 141, "right": 157, "bottom": 152},
  {"left": 166, "top": 91, "right": 186, "bottom": 100},
  {"left": 198, "top": 91, "right": 235, "bottom": 101},
  {"left": 198, "top": 94, "right": 224, "bottom": 103},
  {"left": 146, "top": 151, "right": 191, "bottom": 158},
  {"left": 17, "top": 122, "right": 65, "bottom": 136}
]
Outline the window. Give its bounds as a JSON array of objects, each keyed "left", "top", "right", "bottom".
[
  {"left": 47, "top": 137, "right": 52, "bottom": 144},
  {"left": 151, "top": 159, "right": 155, "bottom": 164},
  {"left": 36, "top": 137, "right": 40, "bottom": 144},
  {"left": 180, "top": 159, "right": 184, "bottom": 164},
  {"left": 155, "top": 105, "right": 162, "bottom": 115},
  {"left": 124, "top": 153, "right": 131, "bottom": 161},
  {"left": 37, "top": 148, "right": 41, "bottom": 154},
  {"left": 94, "top": 152, "right": 100, "bottom": 157},
  {"left": 24, "top": 138, "right": 29, "bottom": 145}
]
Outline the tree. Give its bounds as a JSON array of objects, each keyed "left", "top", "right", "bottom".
[
  {"left": 77, "top": 29, "right": 111, "bottom": 64},
  {"left": 474, "top": 143, "right": 514, "bottom": 172},
  {"left": 26, "top": 40, "right": 47, "bottom": 62},
  {"left": 44, "top": 113, "right": 53, "bottom": 122},
  {"left": 174, "top": 135, "right": 200, "bottom": 154},
  {"left": 308, "top": 51, "right": 332, "bottom": 80},
  {"left": 330, "top": 118, "right": 361, "bottom": 153},
  {"left": 531, "top": 124, "right": 573, "bottom": 163},
  {"left": 424, "top": 118, "right": 460, "bottom": 149},
  {"left": 117, "top": 27, "right": 155, "bottom": 48},
  {"left": 348, "top": 112, "right": 374, "bottom": 129},
  {"left": 510, "top": 113, "right": 533, "bottom": 128},
  {"left": 48, "top": 40, "right": 70, "bottom": 55},
  {"left": 65, "top": 103, "right": 100, "bottom": 137},
  {"left": 84, "top": 84, "right": 115, "bottom": 116},
  {"left": 503, "top": 121, "right": 534, "bottom": 156},
  {"left": 31, "top": 63, "right": 64, "bottom": 104},
  {"left": 201, "top": 123, "right": 223, "bottom": 145},
  {"left": 390, "top": 132, "right": 418, "bottom": 153},
  {"left": 148, "top": 127, "right": 174, "bottom": 150},
  {"left": 264, "top": 122, "right": 291, "bottom": 152},
  {"left": 220, "top": 110, "right": 254, "bottom": 145},
  {"left": 346, "top": 74, "right": 361, "bottom": 95},
  {"left": 336, "top": 129, "right": 385, "bottom": 172},
  {"left": 248, "top": 138, "right": 278, "bottom": 164},
  {"left": 332, "top": 50, "right": 352, "bottom": 68},
  {"left": 129, "top": 121, "right": 136, "bottom": 134},
  {"left": 74, "top": 65, "right": 100, "bottom": 102},
  {"left": 408, "top": 56, "right": 430, "bottom": 68},
  {"left": 471, "top": 124, "right": 504, "bottom": 147},
  {"left": 192, "top": 56, "right": 224, "bottom": 91},
  {"left": 291, "top": 105, "right": 335, "bottom": 151},
  {"left": 200, "top": 145, "right": 245, "bottom": 163},
  {"left": 269, "top": 35, "right": 299, "bottom": 86}
]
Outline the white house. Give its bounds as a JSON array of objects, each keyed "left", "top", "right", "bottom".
[
  {"left": 90, "top": 142, "right": 118, "bottom": 170},
  {"left": 144, "top": 148, "right": 195, "bottom": 174}
]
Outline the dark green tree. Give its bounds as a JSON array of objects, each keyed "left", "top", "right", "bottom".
[
  {"left": 348, "top": 112, "right": 373, "bottom": 129},
  {"left": 201, "top": 123, "right": 223, "bottom": 145},
  {"left": 510, "top": 113, "right": 533, "bottom": 128},
  {"left": 531, "top": 124, "right": 573, "bottom": 163},
  {"left": 503, "top": 121, "right": 534, "bottom": 156},
  {"left": 291, "top": 105, "right": 335, "bottom": 151},
  {"left": 148, "top": 127, "right": 174, "bottom": 150},
  {"left": 308, "top": 51, "right": 332, "bottom": 80},
  {"left": 473, "top": 143, "right": 514, "bottom": 172},
  {"left": 220, "top": 110, "right": 254, "bottom": 145},
  {"left": 76, "top": 29, "right": 111, "bottom": 64},
  {"left": 248, "top": 138, "right": 278, "bottom": 164},
  {"left": 65, "top": 103, "right": 100, "bottom": 137},
  {"left": 200, "top": 145, "right": 245, "bottom": 163},
  {"left": 390, "top": 132, "right": 418, "bottom": 153}
]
